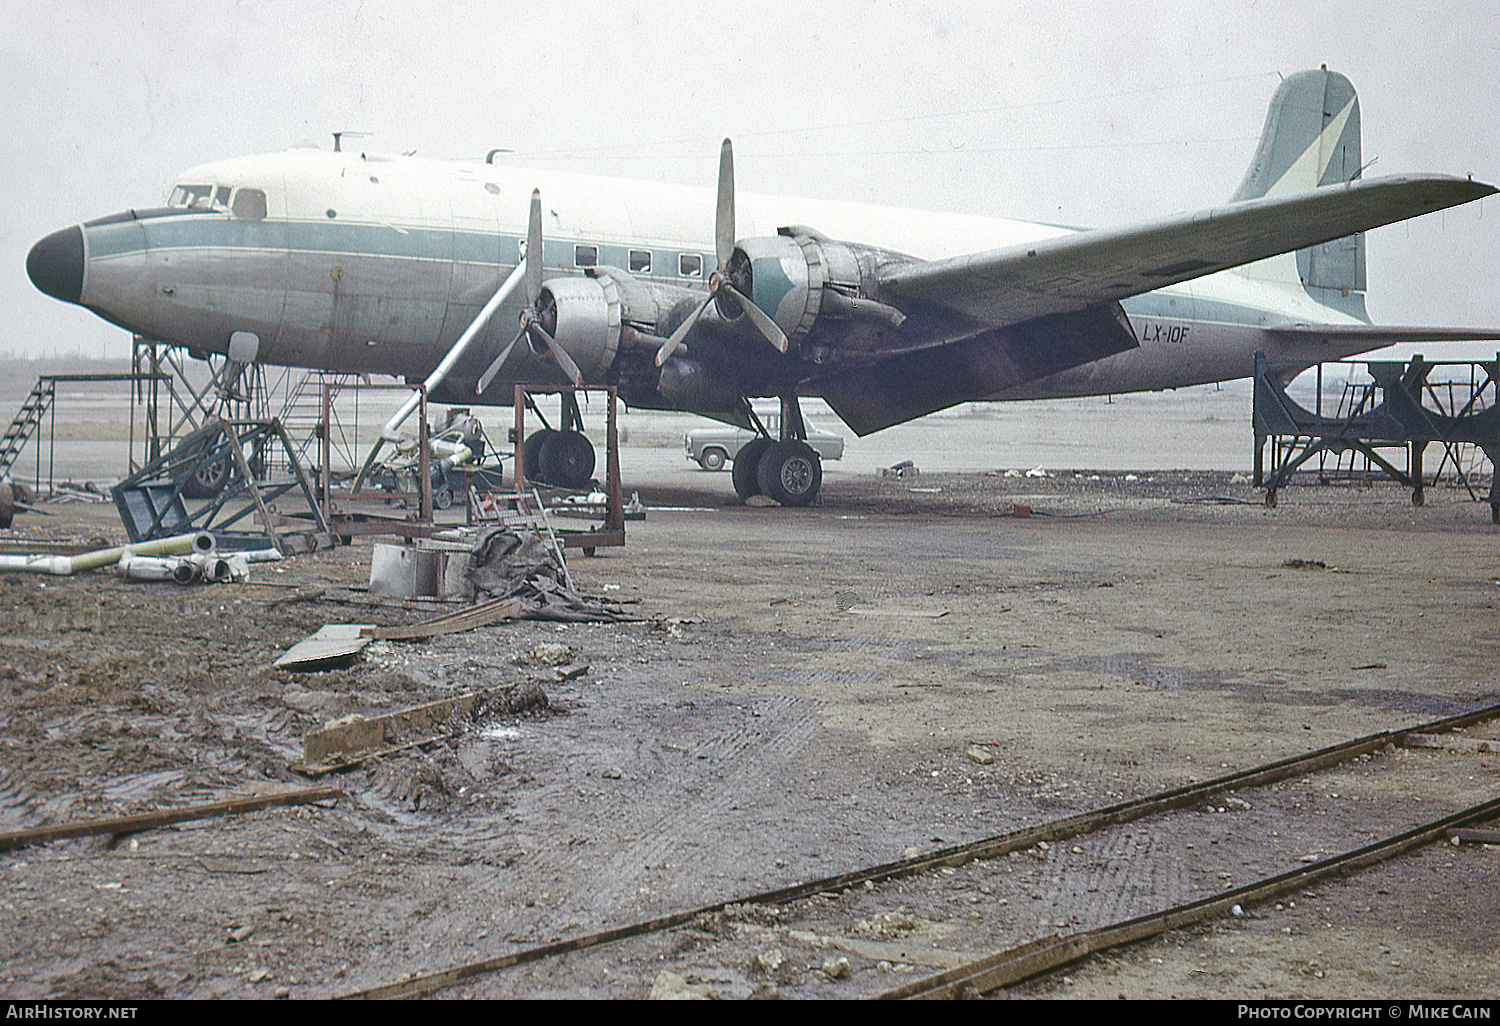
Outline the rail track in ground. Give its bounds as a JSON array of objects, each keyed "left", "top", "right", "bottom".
[{"left": 345, "top": 702, "right": 1500, "bottom": 1000}]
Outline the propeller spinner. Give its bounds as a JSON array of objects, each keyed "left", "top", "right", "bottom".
[
  {"left": 654, "top": 139, "right": 788, "bottom": 367},
  {"left": 477, "top": 189, "right": 585, "bottom": 394}
]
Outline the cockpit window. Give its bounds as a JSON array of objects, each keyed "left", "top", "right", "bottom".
[
  {"left": 231, "top": 188, "right": 267, "bottom": 221},
  {"left": 169, "top": 184, "right": 217, "bottom": 209}
]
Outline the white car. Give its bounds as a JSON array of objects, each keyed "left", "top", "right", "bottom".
[{"left": 684, "top": 414, "right": 845, "bottom": 471}]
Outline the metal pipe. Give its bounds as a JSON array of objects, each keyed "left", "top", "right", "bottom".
[
  {"left": 0, "top": 531, "right": 214, "bottom": 576},
  {"left": 383, "top": 259, "right": 529, "bottom": 440}
]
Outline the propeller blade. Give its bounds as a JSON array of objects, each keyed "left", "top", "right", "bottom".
[
  {"left": 655, "top": 292, "right": 715, "bottom": 366},
  {"left": 524, "top": 189, "right": 543, "bottom": 307},
  {"left": 528, "top": 322, "right": 585, "bottom": 386},
  {"left": 723, "top": 283, "right": 788, "bottom": 352},
  {"left": 715, "top": 138, "right": 735, "bottom": 268},
  {"left": 476, "top": 327, "right": 523, "bottom": 394}
]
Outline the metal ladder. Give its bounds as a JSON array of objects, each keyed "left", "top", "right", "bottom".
[
  {"left": 0, "top": 379, "right": 55, "bottom": 477},
  {"left": 467, "top": 486, "right": 575, "bottom": 592}
]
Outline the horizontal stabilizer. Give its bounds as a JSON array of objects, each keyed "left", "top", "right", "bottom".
[
  {"left": 1263, "top": 323, "right": 1500, "bottom": 348},
  {"left": 882, "top": 175, "right": 1496, "bottom": 329}
]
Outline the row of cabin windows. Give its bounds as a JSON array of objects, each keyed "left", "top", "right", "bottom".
[
  {"left": 574, "top": 244, "right": 702, "bottom": 279},
  {"left": 170, "top": 183, "right": 706, "bottom": 279}
]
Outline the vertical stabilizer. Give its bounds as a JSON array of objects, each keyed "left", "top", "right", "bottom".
[{"left": 1232, "top": 68, "right": 1368, "bottom": 319}]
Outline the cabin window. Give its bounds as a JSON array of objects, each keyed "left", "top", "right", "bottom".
[
  {"left": 679, "top": 253, "right": 703, "bottom": 278},
  {"left": 214, "top": 186, "right": 232, "bottom": 208},
  {"left": 629, "top": 250, "right": 652, "bottom": 273},
  {"left": 574, "top": 244, "right": 598, "bottom": 268},
  {"left": 168, "top": 183, "right": 215, "bottom": 209},
  {"left": 231, "top": 188, "right": 267, "bottom": 221}
]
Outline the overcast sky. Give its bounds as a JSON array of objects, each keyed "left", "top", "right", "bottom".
[{"left": 2, "top": 0, "right": 1496, "bottom": 361}]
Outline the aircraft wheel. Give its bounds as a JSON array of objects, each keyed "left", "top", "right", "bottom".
[
  {"left": 756, "top": 440, "right": 822, "bottom": 507},
  {"left": 539, "top": 430, "right": 596, "bottom": 490},
  {"left": 732, "top": 438, "right": 772, "bottom": 501},
  {"left": 183, "top": 455, "right": 229, "bottom": 499},
  {"left": 522, "top": 429, "right": 557, "bottom": 483},
  {"left": 434, "top": 486, "right": 453, "bottom": 510}
]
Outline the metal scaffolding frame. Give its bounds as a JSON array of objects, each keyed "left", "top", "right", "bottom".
[{"left": 1253, "top": 350, "right": 1499, "bottom": 521}]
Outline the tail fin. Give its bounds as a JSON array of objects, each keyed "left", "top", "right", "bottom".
[{"left": 1231, "top": 68, "right": 1368, "bottom": 319}]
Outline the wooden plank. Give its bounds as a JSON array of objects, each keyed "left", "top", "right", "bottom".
[
  {"left": 292, "top": 684, "right": 521, "bottom": 776},
  {"left": 360, "top": 597, "right": 522, "bottom": 641}
]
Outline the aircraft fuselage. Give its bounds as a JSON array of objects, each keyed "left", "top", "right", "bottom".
[{"left": 30, "top": 147, "right": 1378, "bottom": 421}]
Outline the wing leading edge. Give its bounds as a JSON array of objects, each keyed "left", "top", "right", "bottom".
[{"left": 879, "top": 175, "right": 1496, "bottom": 327}]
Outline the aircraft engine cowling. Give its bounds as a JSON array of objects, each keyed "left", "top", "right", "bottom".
[
  {"left": 721, "top": 232, "right": 906, "bottom": 349},
  {"left": 530, "top": 271, "right": 692, "bottom": 380},
  {"left": 530, "top": 276, "right": 622, "bottom": 380}
]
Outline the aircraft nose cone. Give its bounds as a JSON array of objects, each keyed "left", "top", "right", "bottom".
[{"left": 27, "top": 226, "right": 84, "bottom": 305}]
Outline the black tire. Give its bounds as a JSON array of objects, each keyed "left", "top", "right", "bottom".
[
  {"left": 732, "top": 438, "right": 773, "bottom": 501},
  {"left": 698, "top": 447, "right": 727, "bottom": 472},
  {"left": 756, "top": 440, "right": 822, "bottom": 507},
  {"left": 539, "top": 431, "right": 596, "bottom": 490},
  {"left": 183, "top": 454, "right": 229, "bottom": 499},
  {"left": 522, "top": 429, "right": 557, "bottom": 483}
]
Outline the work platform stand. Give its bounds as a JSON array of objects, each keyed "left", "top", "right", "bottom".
[
  {"left": 507, "top": 385, "right": 626, "bottom": 554},
  {"left": 321, "top": 383, "right": 434, "bottom": 529},
  {"left": 315, "top": 382, "right": 624, "bottom": 552},
  {"left": 1253, "top": 351, "right": 1500, "bottom": 522}
]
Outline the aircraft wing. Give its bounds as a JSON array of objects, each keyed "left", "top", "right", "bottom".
[{"left": 880, "top": 175, "right": 1497, "bottom": 327}]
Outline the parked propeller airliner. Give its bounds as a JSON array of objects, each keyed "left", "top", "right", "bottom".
[{"left": 26, "top": 68, "right": 1500, "bottom": 505}]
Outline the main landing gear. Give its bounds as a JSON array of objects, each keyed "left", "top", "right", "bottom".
[
  {"left": 521, "top": 392, "right": 597, "bottom": 492},
  {"left": 731, "top": 396, "right": 823, "bottom": 508}
]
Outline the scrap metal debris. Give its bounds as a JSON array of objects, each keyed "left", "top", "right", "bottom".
[
  {"left": 465, "top": 525, "right": 638, "bottom": 622},
  {"left": 274, "top": 624, "right": 376, "bottom": 672}
]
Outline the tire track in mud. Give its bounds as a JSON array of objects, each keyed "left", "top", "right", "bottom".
[{"left": 539, "top": 692, "right": 829, "bottom": 924}]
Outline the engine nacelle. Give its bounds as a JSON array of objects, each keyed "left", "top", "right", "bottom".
[
  {"left": 531, "top": 276, "right": 621, "bottom": 380},
  {"left": 532, "top": 270, "right": 689, "bottom": 378},
  {"left": 721, "top": 230, "right": 906, "bottom": 349}
]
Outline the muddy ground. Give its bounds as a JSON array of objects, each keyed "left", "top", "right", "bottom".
[{"left": 0, "top": 467, "right": 1497, "bottom": 1000}]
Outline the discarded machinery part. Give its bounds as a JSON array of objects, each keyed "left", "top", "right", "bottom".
[
  {"left": 115, "top": 549, "right": 246, "bottom": 584},
  {"left": 0, "top": 785, "right": 345, "bottom": 852},
  {"left": 0, "top": 531, "right": 215, "bottom": 576},
  {"left": 240, "top": 547, "right": 283, "bottom": 563},
  {"left": 116, "top": 552, "right": 191, "bottom": 582},
  {"left": 342, "top": 700, "right": 1500, "bottom": 1000},
  {"left": 881, "top": 794, "right": 1500, "bottom": 1000}
]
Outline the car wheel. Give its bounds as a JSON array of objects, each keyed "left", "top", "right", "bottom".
[
  {"left": 539, "top": 431, "right": 596, "bottom": 490},
  {"left": 699, "top": 447, "right": 727, "bottom": 472},
  {"left": 732, "top": 438, "right": 773, "bottom": 501},
  {"left": 756, "top": 440, "right": 822, "bottom": 507}
]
